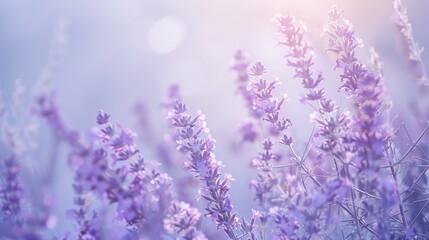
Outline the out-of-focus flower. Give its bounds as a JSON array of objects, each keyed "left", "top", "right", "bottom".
[
  {"left": 164, "top": 201, "right": 206, "bottom": 240},
  {"left": 232, "top": 51, "right": 263, "bottom": 119},
  {"left": 394, "top": 0, "right": 428, "bottom": 86}
]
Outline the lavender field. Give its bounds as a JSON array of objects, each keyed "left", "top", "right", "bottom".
[{"left": 1, "top": 0, "right": 429, "bottom": 239}]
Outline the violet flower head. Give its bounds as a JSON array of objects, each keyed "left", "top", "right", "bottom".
[
  {"left": 250, "top": 62, "right": 266, "bottom": 76},
  {"left": 164, "top": 201, "right": 206, "bottom": 240},
  {"left": 167, "top": 100, "right": 242, "bottom": 239},
  {"left": 394, "top": 0, "right": 428, "bottom": 86},
  {"left": 273, "top": 14, "right": 323, "bottom": 91},
  {"left": 323, "top": 6, "right": 364, "bottom": 93},
  {"left": 110, "top": 126, "right": 139, "bottom": 161},
  {"left": 270, "top": 207, "right": 300, "bottom": 238},
  {"left": 369, "top": 47, "right": 384, "bottom": 76},
  {"left": 231, "top": 50, "right": 250, "bottom": 83},
  {"left": 324, "top": 7, "right": 392, "bottom": 167},
  {"left": 96, "top": 110, "right": 111, "bottom": 125},
  {"left": 248, "top": 70, "right": 293, "bottom": 145},
  {"left": 272, "top": 13, "right": 339, "bottom": 113},
  {"left": 324, "top": 7, "right": 400, "bottom": 238},
  {"left": 96, "top": 112, "right": 139, "bottom": 162},
  {"left": 249, "top": 139, "right": 283, "bottom": 208},
  {"left": 64, "top": 110, "right": 175, "bottom": 238},
  {"left": 33, "top": 91, "right": 82, "bottom": 150},
  {"left": 237, "top": 120, "right": 259, "bottom": 144},
  {"left": 0, "top": 156, "right": 23, "bottom": 224},
  {"left": 71, "top": 185, "right": 100, "bottom": 240},
  {"left": 232, "top": 51, "right": 262, "bottom": 119},
  {"left": 267, "top": 173, "right": 332, "bottom": 239},
  {"left": 94, "top": 112, "right": 173, "bottom": 230}
]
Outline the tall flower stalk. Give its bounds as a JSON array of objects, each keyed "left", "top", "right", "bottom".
[
  {"left": 394, "top": 0, "right": 428, "bottom": 87},
  {"left": 323, "top": 6, "right": 404, "bottom": 238},
  {"left": 272, "top": 13, "right": 367, "bottom": 238},
  {"left": 167, "top": 100, "right": 256, "bottom": 239}
]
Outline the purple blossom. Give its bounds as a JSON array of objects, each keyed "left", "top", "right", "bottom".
[
  {"left": 37, "top": 102, "right": 178, "bottom": 238},
  {"left": 231, "top": 50, "right": 250, "bottom": 83},
  {"left": 70, "top": 184, "right": 101, "bottom": 240},
  {"left": 248, "top": 74, "right": 293, "bottom": 146},
  {"left": 96, "top": 110, "right": 111, "bottom": 125},
  {"left": 167, "top": 100, "right": 253, "bottom": 239},
  {"left": 164, "top": 201, "right": 206, "bottom": 240},
  {"left": 270, "top": 207, "right": 299, "bottom": 239},
  {"left": 0, "top": 156, "right": 23, "bottom": 224},
  {"left": 231, "top": 51, "right": 262, "bottom": 119},
  {"left": 323, "top": 6, "right": 364, "bottom": 93},
  {"left": 272, "top": 13, "right": 338, "bottom": 115},
  {"left": 249, "top": 139, "right": 283, "bottom": 208},
  {"left": 109, "top": 126, "right": 139, "bottom": 161},
  {"left": 33, "top": 91, "right": 82, "bottom": 149},
  {"left": 324, "top": 6, "right": 392, "bottom": 169},
  {"left": 394, "top": 0, "right": 428, "bottom": 86},
  {"left": 324, "top": 6, "right": 404, "bottom": 238},
  {"left": 237, "top": 120, "right": 259, "bottom": 143},
  {"left": 249, "top": 62, "right": 266, "bottom": 76},
  {"left": 273, "top": 14, "right": 322, "bottom": 90}
]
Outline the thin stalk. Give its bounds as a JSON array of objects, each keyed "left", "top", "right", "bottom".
[
  {"left": 392, "top": 123, "right": 429, "bottom": 167},
  {"left": 385, "top": 145, "right": 409, "bottom": 229},
  {"left": 410, "top": 200, "right": 429, "bottom": 227},
  {"left": 287, "top": 146, "right": 378, "bottom": 237}
]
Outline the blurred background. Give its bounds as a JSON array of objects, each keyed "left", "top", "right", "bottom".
[{"left": 1, "top": 0, "right": 428, "bottom": 238}]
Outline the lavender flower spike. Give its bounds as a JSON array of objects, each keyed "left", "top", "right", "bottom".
[
  {"left": 394, "top": 0, "right": 428, "bottom": 86},
  {"left": 164, "top": 201, "right": 207, "bottom": 240},
  {"left": 167, "top": 100, "right": 242, "bottom": 239},
  {"left": 248, "top": 71, "right": 293, "bottom": 146},
  {"left": 273, "top": 13, "right": 336, "bottom": 114},
  {"left": 231, "top": 50, "right": 262, "bottom": 119},
  {"left": 0, "top": 156, "right": 23, "bottom": 225},
  {"left": 324, "top": 6, "right": 392, "bottom": 170}
]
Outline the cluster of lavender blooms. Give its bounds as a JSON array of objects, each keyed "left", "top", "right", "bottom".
[{"left": 1, "top": 0, "right": 429, "bottom": 239}]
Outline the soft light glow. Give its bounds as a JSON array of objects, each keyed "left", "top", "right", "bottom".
[{"left": 147, "top": 15, "right": 186, "bottom": 55}]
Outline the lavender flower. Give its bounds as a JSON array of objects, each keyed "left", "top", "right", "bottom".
[
  {"left": 92, "top": 111, "right": 174, "bottom": 233},
  {"left": 272, "top": 14, "right": 325, "bottom": 104},
  {"left": 164, "top": 201, "right": 206, "bottom": 240},
  {"left": 249, "top": 139, "right": 283, "bottom": 208},
  {"left": 272, "top": 14, "right": 339, "bottom": 115},
  {"left": 268, "top": 174, "right": 334, "bottom": 239},
  {"left": 236, "top": 120, "right": 259, "bottom": 144},
  {"left": 324, "top": 6, "right": 402, "bottom": 238},
  {"left": 96, "top": 111, "right": 111, "bottom": 125},
  {"left": 167, "top": 100, "right": 251, "bottom": 239},
  {"left": 33, "top": 91, "right": 81, "bottom": 149},
  {"left": 0, "top": 80, "right": 63, "bottom": 240},
  {"left": 0, "top": 156, "right": 23, "bottom": 225},
  {"left": 394, "top": 0, "right": 428, "bottom": 86},
  {"left": 323, "top": 6, "right": 364, "bottom": 94},
  {"left": 247, "top": 71, "right": 293, "bottom": 146},
  {"left": 369, "top": 47, "right": 384, "bottom": 76},
  {"left": 232, "top": 50, "right": 262, "bottom": 119},
  {"left": 272, "top": 12, "right": 355, "bottom": 169},
  {"left": 37, "top": 98, "right": 176, "bottom": 238},
  {"left": 324, "top": 6, "right": 392, "bottom": 170},
  {"left": 71, "top": 185, "right": 100, "bottom": 240}
]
